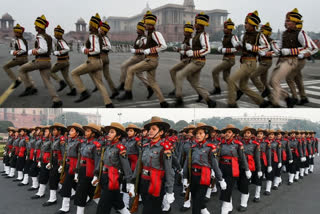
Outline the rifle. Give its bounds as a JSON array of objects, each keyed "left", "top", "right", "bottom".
[
  {"left": 130, "top": 145, "right": 143, "bottom": 213},
  {"left": 59, "top": 140, "right": 68, "bottom": 184},
  {"left": 93, "top": 147, "right": 106, "bottom": 199},
  {"left": 184, "top": 149, "right": 192, "bottom": 202}
]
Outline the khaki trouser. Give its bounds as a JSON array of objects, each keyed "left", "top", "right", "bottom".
[
  {"left": 170, "top": 58, "right": 190, "bottom": 88},
  {"left": 71, "top": 57, "right": 112, "bottom": 105},
  {"left": 286, "top": 59, "right": 306, "bottom": 99},
  {"left": 19, "top": 59, "right": 60, "bottom": 102},
  {"left": 212, "top": 56, "right": 235, "bottom": 88},
  {"left": 125, "top": 57, "right": 165, "bottom": 102},
  {"left": 250, "top": 59, "right": 273, "bottom": 92},
  {"left": 270, "top": 57, "right": 298, "bottom": 105},
  {"left": 3, "top": 56, "right": 28, "bottom": 81},
  {"left": 50, "top": 61, "right": 74, "bottom": 89},
  {"left": 120, "top": 54, "right": 149, "bottom": 87},
  {"left": 175, "top": 59, "right": 209, "bottom": 100},
  {"left": 101, "top": 53, "right": 116, "bottom": 93},
  {"left": 228, "top": 60, "right": 264, "bottom": 105}
]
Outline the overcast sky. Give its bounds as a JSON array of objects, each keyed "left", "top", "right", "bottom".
[
  {"left": 1, "top": 0, "right": 318, "bottom": 35},
  {"left": 63, "top": 108, "right": 320, "bottom": 125}
]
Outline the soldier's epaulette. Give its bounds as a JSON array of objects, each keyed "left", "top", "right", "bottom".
[
  {"left": 192, "top": 144, "right": 197, "bottom": 148},
  {"left": 283, "top": 138, "right": 289, "bottom": 141},
  {"left": 206, "top": 143, "right": 217, "bottom": 152},
  {"left": 80, "top": 139, "right": 84, "bottom": 143},
  {"left": 93, "top": 141, "right": 101, "bottom": 149},
  {"left": 25, "top": 136, "right": 29, "bottom": 142},
  {"left": 60, "top": 136, "right": 66, "bottom": 142},
  {"left": 252, "top": 140, "right": 259, "bottom": 146},
  {"left": 160, "top": 141, "right": 172, "bottom": 151},
  {"left": 234, "top": 140, "right": 243, "bottom": 146},
  {"left": 143, "top": 143, "right": 149, "bottom": 147},
  {"left": 116, "top": 143, "right": 126, "bottom": 151}
]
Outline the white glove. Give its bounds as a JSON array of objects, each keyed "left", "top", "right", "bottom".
[
  {"left": 181, "top": 44, "right": 187, "bottom": 50},
  {"left": 281, "top": 48, "right": 291, "bottom": 56},
  {"left": 183, "top": 178, "right": 189, "bottom": 189},
  {"left": 186, "top": 50, "right": 193, "bottom": 57},
  {"left": 25, "top": 155, "right": 28, "bottom": 160},
  {"left": 218, "top": 46, "right": 223, "bottom": 53},
  {"left": 309, "top": 155, "right": 312, "bottom": 159},
  {"left": 91, "top": 176, "right": 99, "bottom": 186},
  {"left": 10, "top": 50, "right": 14, "bottom": 55},
  {"left": 37, "top": 161, "right": 41, "bottom": 168},
  {"left": 54, "top": 51, "right": 60, "bottom": 56},
  {"left": 3, "top": 151, "right": 6, "bottom": 156},
  {"left": 126, "top": 183, "right": 135, "bottom": 198},
  {"left": 211, "top": 169, "right": 215, "bottom": 178},
  {"left": 278, "top": 163, "right": 282, "bottom": 168},
  {"left": 9, "top": 153, "right": 12, "bottom": 157},
  {"left": 313, "top": 154, "right": 315, "bottom": 158},
  {"left": 179, "top": 169, "right": 184, "bottom": 176},
  {"left": 81, "top": 46, "right": 86, "bottom": 54},
  {"left": 245, "top": 170, "right": 252, "bottom": 179},
  {"left": 257, "top": 171, "right": 263, "bottom": 178},
  {"left": 172, "top": 46, "right": 179, "bottom": 52},
  {"left": 28, "top": 49, "right": 33, "bottom": 56},
  {"left": 289, "top": 160, "right": 293, "bottom": 164},
  {"left": 143, "top": 49, "right": 151, "bottom": 55},
  {"left": 298, "top": 53, "right": 305, "bottom": 59},
  {"left": 165, "top": 193, "right": 175, "bottom": 204},
  {"left": 130, "top": 49, "right": 136, "bottom": 54},
  {"left": 58, "top": 165, "right": 63, "bottom": 173},
  {"left": 267, "top": 166, "right": 272, "bottom": 173},
  {"left": 74, "top": 173, "right": 79, "bottom": 183},
  {"left": 245, "top": 43, "right": 253, "bottom": 51},
  {"left": 301, "top": 157, "right": 306, "bottom": 162},
  {"left": 46, "top": 163, "right": 51, "bottom": 170},
  {"left": 219, "top": 179, "right": 227, "bottom": 190}
]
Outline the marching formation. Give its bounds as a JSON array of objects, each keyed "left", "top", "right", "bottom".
[
  {"left": 2, "top": 8, "right": 319, "bottom": 108},
  {"left": 1, "top": 118, "right": 319, "bottom": 214}
]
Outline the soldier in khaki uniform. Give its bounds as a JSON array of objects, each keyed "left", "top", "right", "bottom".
[
  {"left": 50, "top": 25, "right": 76, "bottom": 96},
  {"left": 174, "top": 12, "right": 216, "bottom": 108},
  {"left": 118, "top": 11, "right": 169, "bottom": 108},
  {"left": 118, "top": 20, "right": 153, "bottom": 99},
  {"left": 3, "top": 24, "right": 28, "bottom": 89},
  {"left": 227, "top": 11, "right": 270, "bottom": 108},
  {"left": 168, "top": 22, "right": 193, "bottom": 97},
  {"left": 71, "top": 13, "right": 114, "bottom": 108},
  {"left": 17, "top": 15, "right": 63, "bottom": 108},
  {"left": 270, "top": 8, "right": 312, "bottom": 107},
  {"left": 211, "top": 18, "right": 239, "bottom": 95}
]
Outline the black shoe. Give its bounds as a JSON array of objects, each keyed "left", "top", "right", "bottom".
[
  {"left": 168, "top": 89, "right": 175, "bottom": 97},
  {"left": 253, "top": 197, "right": 260, "bottom": 203},
  {"left": 110, "top": 90, "right": 120, "bottom": 99},
  {"left": 92, "top": 86, "right": 98, "bottom": 93},
  {"left": 117, "top": 83, "right": 125, "bottom": 91},
  {"left": 288, "top": 182, "right": 293, "bottom": 185},
  {"left": 147, "top": 86, "right": 154, "bottom": 99},
  {"left": 12, "top": 79, "right": 22, "bottom": 89},
  {"left": 292, "top": 98, "right": 299, "bottom": 105},
  {"left": 207, "top": 99, "right": 217, "bottom": 108},
  {"left": 66, "top": 88, "right": 77, "bottom": 96},
  {"left": 175, "top": 97, "right": 184, "bottom": 107},
  {"left": 272, "top": 104, "right": 282, "bottom": 108},
  {"left": 204, "top": 197, "right": 210, "bottom": 203},
  {"left": 228, "top": 103, "right": 239, "bottom": 108},
  {"left": 196, "top": 95, "right": 203, "bottom": 103},
  {"left": 259, "top": 100, "right": 270, "bottom": 108},
  {"left": 285, "top": 97, "right": 295, "bottom": 108},
  {"left": 160, "top": 101, "right": 169, "bottom": 108},
  {"left": 55, "top": 210, "right": 70, "bottom": 214},
  {"left": 261, "top": 88, "right": 271, "bottom": 98},
  {"left": 2, "top": 173, "right": 8, "bottom": 176},
  {"left": 31, "top": 194, "right": 45, "bottom": 199},
  {"left": 238, "top": 205, "right": 247, "bottom": 212},
  {"left": 75, "top": 90, "right": 91, "bottom": 103},
  {"left": 294, "top": 178, "right": 299, "bottom": 182},
  {"left": 180, "top": 207, "right": 190, "bottom": 212},
  {"left": 272, "top": 186, "right": 278, "bottom": 190},
  {"left": 210, "top": 87, "right": 221, "bottom": 95},
  {"left": 298, "top": 97, "right": 309, "bottom": 105},
  {"left": 19, "top": 87, "right": 37, "bottom": 97},
  {"left": 18, "top": 182, "right": 28, "bottom": 186},
  {"left": 105, "top": 103, "right": 114, "bottom": 108},
  {"left": 52, "top": 101, "right": 63, "bottom": 108},
  {"left": 42, "top": 200, "right": 57, "bottom": 207},
  {"left": 236, "top": 90, "right": 243, "bottom": 101},
  {"left": 5, "top": 175, "right": 14, "bottom": 178},
  {"left": 58, "top": 81, "right": 67, "bottom": 92},
  {"left": 12, "top": 178, "right": 22, "bottom": 182},
  {"left": 28, "top": 187, "right": 38, "bottom": 191},
  {"left": 117, "top": 91, "right": 133, "bottom": 101},
  {"left": 163, "top": 207, "right": 171, "bottom": 213},
  {"left": 263, "top": 191, "right": 271, "bottom": 196}
]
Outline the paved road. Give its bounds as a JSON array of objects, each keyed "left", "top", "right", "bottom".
[
  {"left": 1, "top": 156, "right": 320, "bottom": 214},
  {"left": 1, "top": 44, "right": 320, "bottom": 108}
]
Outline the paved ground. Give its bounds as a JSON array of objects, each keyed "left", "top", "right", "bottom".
[
  {"left": 0, "top": 156, "right": 320, "bottom": 214},
  {"left": 1, "top": 43, "right": 320, "bottom": 108}
]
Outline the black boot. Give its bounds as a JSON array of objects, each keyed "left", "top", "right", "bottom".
[
  {"left": 110, "top": 90, "right": 120, "bottom": 99},
  {"left": 253, "top": 197, "right": 260, "bottom": 203},
  {"left": 168, "top": 89, "right": 175, "bottom": 97},
  {"left": 285, "top": 97, "right": 295, "bottom": 108},
  {"left": 18, "top": 182, "right": 28, "bottom": 186},
  {"left": 238, "top": 205, "right": 247, "bottom": 212},
  {"left": 105, "top": 103, "right": 114, "bottom": 108},
  {"left": 66, "top": 88, "right": 77, "bottom": 96},
  {"left": 27, "top": 187, "right": 38, "bottom": 191},
  {"left": 117, "top": 82, "right": 125, "bottom": 91},
  {"left": 31, "top": 194, "right": 45, "bottom": 199},
  {"left": 42, "top": 200, "right": 57, "bottom": 207},
  {"left": 207, "top": 99, "right": 217, "bottom": 108},
  {"left": 261, "top": 87, "right": 271, "bottom": 98},
  {"left": 259, "top": 100, "right": 270, "bottom": 108},
  {"left": 298, "top": 97, "right": 309, "bottom": 105},
  {"left": 147, "top": 86, "right": 154, "bottom": 99},
  {"left": 236, "top": 90, "right": 243, "bottom": 101},
  {"left": 12, "top": 79, "right": 22, "bottom": 89},
  {"left": 228, "top": 103, "right": 239, "bottom": 108},
  {"left": 12, "top": 178, "right": 22, "bottom": 182},
  {"left": 55, "top": 210, "right": 70, "bottom": 214},
  {"left": 210, "top": 87, "right": 221, "bottom": 95},
  {"left": 263, "top": 191, "right": 271, "bottom": 196},
  {"left": 57, "top": 80, "right": 67, "bottom": 92},
  {"left": 19, "top": 87, "right": 37, "bottom": 97},
  {"left": 52, "top": 101, "right": 63, "bottom": 108},
  {"left": 175, "top": 97, "right": 184, "bottom": 107},
  {"left": 160, "top": 101, "right": 169, "bottom": 108},
  {"left": 74, "top": 90, "right": 90, "bottom": 103},
  {"left": 117, "top": 91, "right": 133, "bottom": 101},
  {"left": 92, "top": 86, "right": 98, "bottom": 93},
  {"left": 196, "top": 95, "right": 203, "bottom": 103}
]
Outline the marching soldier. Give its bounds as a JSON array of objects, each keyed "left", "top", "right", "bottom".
[
  {"left": 13, "top": 127, "right": 29, "bottom": 182},
  {"left": 168, "top": 22, "right": 194, "bottom": 97},
  {"left": 227, "top": 10, "right": 270, "bottom": 108},
  {"left": 118, "top": 11, "right": 169, "bottom": 108},
  {"left": 295, "top": 131, "right": 307, "bottom": 179},
  {"left": 2, "top": 127, "right": 15, "bottom": 176},
  {"left": 175, "top": 12, "right": 216, "bottom": 108},
  {"left": 118, "top": 20, "right": 153, "bottom": 100},
  {"left": 50, "top": 25, "right": 76, "bottom": 96},
  {"left": 211, "top": 18, "right": 239, "bottom": 95},
  {"left": 16, "top": 15, "right": 63, "bottom": 107},
  {"left": 3, "top": 24, "right": 28, "bottom": 88},
  {"left": 56, "top": 123, "right": 84, "bottom": 214},
  {"left": 270, "top": 8, "right": 312, "bottom": 107},
  {"left": 301, "top": 131, "right": 310, "bottom": 176},
  {"left": 99, "top": 21, "right": 119, "bottom": 99},
  {"left": 218, "top": 124, "right": 249, "bottom": 214},
  {"left": 73, "top": 123, "right": 102, "bottom": 214},
  {"left": 287, "top": 130, "right": 303, "bottom": 183},
  {"left": 7, "top": 128, "right": 20, "bottom": 178},
  {"left": 310, "top": 131, "right": 319, "bottom": 173},
  {"left": 93, "top": 122, "right": 132, "bottom": 214},
  {"left": 71, "top": 13, "right": 114, "bottom": 108}
]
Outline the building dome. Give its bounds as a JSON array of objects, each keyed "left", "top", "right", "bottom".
[
  {"left": 2, "top": 13, "right": 13, "bottom": 20},
  {"left": 76, "top": 17, "right": 86, "bottom": 24}
]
